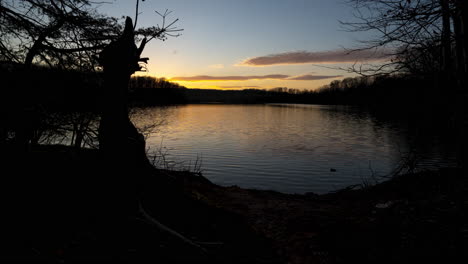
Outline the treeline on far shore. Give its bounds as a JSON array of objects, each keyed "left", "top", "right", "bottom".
[
  {"left": 1, "top": 61, "right": 452, "bottom": 113},
  {"left": 129, "top": 74, "right": 451, "bottom": 115}
]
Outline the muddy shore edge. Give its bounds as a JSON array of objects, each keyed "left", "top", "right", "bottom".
[{"left": 1, "top": 145, "right": 467, "bottom": 263}]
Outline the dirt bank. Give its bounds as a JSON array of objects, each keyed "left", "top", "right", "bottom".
[
  {"left": 176, "top": 167, "right": 468, "bottom": 264},
  {"left": 2, "top": 144, "right": 467, "bottom": 263}
]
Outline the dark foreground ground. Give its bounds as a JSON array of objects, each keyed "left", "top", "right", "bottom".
[{"left": 1, "top": 145, "right": 467, "bottom": 263}]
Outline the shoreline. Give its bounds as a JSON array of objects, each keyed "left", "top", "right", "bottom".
[
  {"left": 174, "top": 166, "right": 466, "bottom": 263},
  {"left": 2, "top": 144, "right": 466, "bottom": 263}
]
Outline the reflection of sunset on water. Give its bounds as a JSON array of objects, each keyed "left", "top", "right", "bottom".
[{"left": 133, "top": 105, "right": 457, "bottom": 194}]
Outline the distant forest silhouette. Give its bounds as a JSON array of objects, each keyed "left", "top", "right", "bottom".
[
  {"left": 1, "top": 59, "right": 456, "bottom": 115},
  {"left": 1, "top": 61, "right": 448, "bottom": 109}
]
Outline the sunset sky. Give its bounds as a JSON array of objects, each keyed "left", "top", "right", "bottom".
[{"left": 101, "top": 0, "right": 385, "bottom": 90}]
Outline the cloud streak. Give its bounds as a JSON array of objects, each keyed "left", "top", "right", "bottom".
[
  {"left": 171, "top": 74, "right": 342, "bottom": 82},
  {"left": 240, "top": 48, "right": 392, "bottom": 66},
  {"left": 217, "top": 85, "right": 262, "bottom": 89},
  {"left": 287, "top": 74, "right": 343, "bottom": 80},
  {"left": 171, "top": 74, "right": 290, "bottom": 81}
]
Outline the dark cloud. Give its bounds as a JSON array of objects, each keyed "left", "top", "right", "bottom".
[
  {"left": 240, "top": 48, "right": 392, "bottom": 66},
  {"left": 287, "top": 74, "right": 343, "bottom": 80},
  {"left": 171, "top": 74, "right": 290, "bottom": 81}
]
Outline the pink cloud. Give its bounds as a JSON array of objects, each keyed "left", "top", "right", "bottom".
[
  {"left": 240, "top": 48, "right": 392, "bottom": 66},
  {"left": 287, "top": 74, "right": 343, "bottom": 80}
]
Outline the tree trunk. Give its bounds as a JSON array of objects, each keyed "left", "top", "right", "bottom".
[
  {"left": 453, "top": 0, "right": 467, "bottom": 91},
  {"left": 457, "top": 0, "right": 468, "bottom": 87},
  {"left": 97, "top": 17, "right": 148, "bottom": 215},
  {"left": 98, "top": 17, "right": 146, "bottom": 162},
  {"left": 440, "top": 0, "right": 452, "bottom": 79},
  {"left": 453, "top": 1, "right": 468, "bottom": 172}
]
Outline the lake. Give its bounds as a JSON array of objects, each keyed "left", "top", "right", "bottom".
[{"left": 132, "top": 104, "right": 457, "bottom": 194}]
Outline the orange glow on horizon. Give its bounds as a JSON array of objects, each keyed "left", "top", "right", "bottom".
[{"left": 135, "top": 73, "right": 347, "bottom": 91}]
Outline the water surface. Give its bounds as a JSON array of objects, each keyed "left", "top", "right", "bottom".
[{"left": 132, "top": 104, "right": 456, "bottom": 194}]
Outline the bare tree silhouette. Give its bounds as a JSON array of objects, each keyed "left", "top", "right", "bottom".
[
  {"left": 0, "top": 0, "right": 182, "bottom": 148},
  {"left": 341, "top": 0, "right": 467, "bottom": 84}
]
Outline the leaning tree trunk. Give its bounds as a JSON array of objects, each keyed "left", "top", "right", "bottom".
[
  {"left": 96, "top": 18, "right": 208, "bottom": 254},
  {"left": 97, "top": 17, "right": 149, "bottom": 215},
  {"left": 98, "top": 17, "right": 147, "bottom": 164}
]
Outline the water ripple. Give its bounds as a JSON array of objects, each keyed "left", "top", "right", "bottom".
[{"left": 134, "top": 104, "right": 458, "bottom": 194}]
